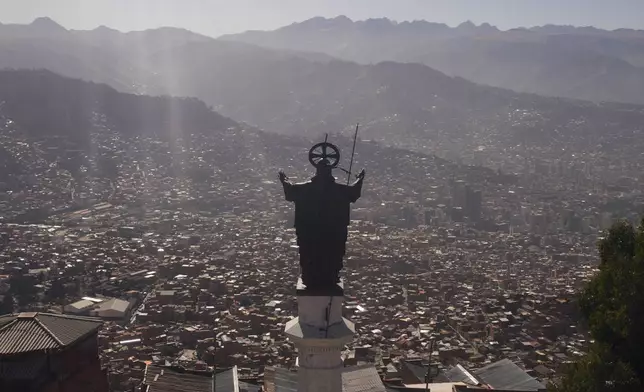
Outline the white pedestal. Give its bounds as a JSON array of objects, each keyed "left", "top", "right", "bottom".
[{"left": 284, "top": 279, "right": 355, "bottom": 392}]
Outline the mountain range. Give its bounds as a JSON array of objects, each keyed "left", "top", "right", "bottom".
[
  {"left": 2, "top": 18, "right": 644, "bottom": 175},
  {"left": 222, "top": 16, "right": 644, "bottom": 105}
]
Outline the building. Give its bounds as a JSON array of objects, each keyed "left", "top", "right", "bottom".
[
  {"left": 0, "top": 312, "right": 107, "bottom": 392},
  {"left": 64, "top": 297, "right": 132, "bottom": 321},
  {"left": 141, "top": 364, "right": 256, "bottom": 392},
  {"left": 430, "top": 359, "right": 546, "bottom": 392},
  {"left": 90, "top": 298, "right": 131, "bottom": 319},
  {"left": 64, "top": 299, "right": 97, "bottom": 314},
  {"left": 264, "top": 364, "right": 386, "bottom": 392}
]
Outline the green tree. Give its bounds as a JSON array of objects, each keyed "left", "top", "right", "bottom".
[
  {"left": 9, "top": 273, "right": 37, "bottom": 307},
  {"left": 552, "top": 219, "right": 644, "bottom": 391}
]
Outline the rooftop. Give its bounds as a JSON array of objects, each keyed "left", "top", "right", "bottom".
[
  {"left": 265, "top": 364, "right": 386, "bottom": 392},
  {"left": 143, "top": 364, "right": 249, "bottom": 392},
  {"left": 474, "top": 359, "right": 545, "bottom": 391},
  {"left": 95, "top": 298, "right": 130, "bottom": 313},
  {"left": 0, "top": 312, "right": 102, "bottom": 355}
]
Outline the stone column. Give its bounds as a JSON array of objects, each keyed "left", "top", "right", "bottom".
[{"left": 284, "top": 278, "right": 355, "bottom": 392}]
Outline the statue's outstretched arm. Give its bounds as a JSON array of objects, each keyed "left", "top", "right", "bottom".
[
  {"left": 279, "top": 170, "right": 290, "bottom": 185},
  {"left": 351, "top": 169, "right": 365, "bottom": 186},
  {"left": 349, "top": 169, "right": 365, "bottom": 202},
  {"left": 279, "top": 170, "right": 299, "bottom": 201}
]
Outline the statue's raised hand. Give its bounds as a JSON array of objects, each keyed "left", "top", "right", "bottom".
[
  {"left": 278, "top": 170, "right": 289, "bottom": 184},
  {"left": 357, "top": 169, "right": 366, "bottom": 181}
]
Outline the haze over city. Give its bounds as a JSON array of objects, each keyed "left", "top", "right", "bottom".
[{"left": 1, "top": 2, "right": 644, "bottom": 392}]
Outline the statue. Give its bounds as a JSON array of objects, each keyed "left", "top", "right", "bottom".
[{"left": 279, "top": 139, "right": 365, "bottom": 289}]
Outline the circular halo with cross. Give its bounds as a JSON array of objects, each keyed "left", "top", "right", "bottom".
[{"left": 308, "top": 142, "right": 340, "bottom": 169}]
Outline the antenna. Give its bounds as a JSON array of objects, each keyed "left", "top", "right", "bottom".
[{"left": 347, "top": 123, "right": 360, "bottom": 185}]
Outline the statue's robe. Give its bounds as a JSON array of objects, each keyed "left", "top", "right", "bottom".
[{"left": 282, "top": 175, "right": 363, "bottom": 288}]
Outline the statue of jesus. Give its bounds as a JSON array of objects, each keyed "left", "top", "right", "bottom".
[{"left": 279, "top": 152, "right": 365, "bottom": 289}]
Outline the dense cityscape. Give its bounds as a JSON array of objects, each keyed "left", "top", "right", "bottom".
[
  {"left": 2, "top": 5, "right": 644, "bottom": 392},
  {"left": 1, "top": 113, "right": 635, "bottom": 391}
]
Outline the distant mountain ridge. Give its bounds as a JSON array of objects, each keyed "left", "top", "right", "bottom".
[
  {"left": 235, "top": 15, "right": 500, "bottom": 42},
  {"left": 222, "top": 16, "right": 644, "bottom": 105},
  {"left": 0, "top": 18, "right": 334, "bottom": 94},
  {"left": 0, "top": 17, "right": 213, "bottom": 95},
  {"left": 0, "top": 17, "right": 212, "bottom": 42},
  {"left": 3, "top": 18, "right": 644, "bottom": 174},
  {"left": 228, "top": 15, "right": 644, "bottom": 40},
  {"left": 8, "top": 15, "right": 644, "bottom": 39}
]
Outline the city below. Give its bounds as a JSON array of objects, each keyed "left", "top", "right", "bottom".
[{"left": 1, "top": 8, "right": 644, "bottom": 392}]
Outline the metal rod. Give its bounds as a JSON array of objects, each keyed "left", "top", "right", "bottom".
[
  {"left": 425, "top": 338, "right": 436, "bottom": 392},
  {"left": 347, "top": 123, "right": 359, "bottom": 185}
]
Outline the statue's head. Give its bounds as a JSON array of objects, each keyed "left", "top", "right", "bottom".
[{"left": 315, "top": 164, "right": 333, "bottom": 179}]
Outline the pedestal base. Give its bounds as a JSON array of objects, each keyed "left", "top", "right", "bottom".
[
  {"left": 285, "top": 316, "right": 355, "bottom": 347},
  {"left": 285, "top": 278, "right": 355, "bottom": 392}
]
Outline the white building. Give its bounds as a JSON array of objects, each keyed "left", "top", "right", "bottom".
[
  {"left": 64, "top": 297, "right": 131, "bottom": 320},
  {"left": 90, "top": 298, "right": 131, "bottom": 319}
]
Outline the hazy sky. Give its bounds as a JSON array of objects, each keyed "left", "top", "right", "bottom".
[{"left": 1, "top": 0, "right": 643, "bottom": 37}]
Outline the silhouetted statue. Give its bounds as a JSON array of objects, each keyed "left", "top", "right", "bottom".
[{"left": 280, "top": 141, "right": 365, "bottom": 289}]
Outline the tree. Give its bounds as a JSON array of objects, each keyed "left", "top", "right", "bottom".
[
  {"left": 9, "top": 273, "right": 36, "bottom": 307},
  {"left": 553, "top": 344, "right": 641, "bottom": 392},
  {"left": 552, "top": 219, "right": 644, "bottom": 391}
]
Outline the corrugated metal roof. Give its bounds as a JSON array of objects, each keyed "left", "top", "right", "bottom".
[
  {"left": 443, "top": 364, "right": 479, "bottom": 385},
  {"left": 268, "top": 365, "right": 385, "bottom": 392},
  {"left": 95, "top": 298, "right": 130, "bottom": 313},
  {"left": 144, "top": 365, "right": 213, "bottom": 392},
  {"left": 0, "top": 318, "right": 59, "bottom": 354},
  {"left": 343, "top": 364, "right": 387, "bottom": 392},
  {"left": 36, "top": 313, "right": 102, "bottom": 346},
  {"left": 473, "top": 359, "right": 545, "bottom": 391},
  {"left": 68, "top": 299, "right": 95, "bottom": 310},
  {"left": 237, "top": 380, "right": 258, "bottom": 392},
  {"left": 270, "top": 367, "right": 297, "bottom": 392},
  {"left": 0, "top": 314, "right": 16, "bottom": 329},
  {"left": 264, "top": 366, "right": 297, "bottom": 392},
  {"left": 214, "top": 367, "right": 236, "bottom": 392},
  {"left": 398, "top": 360, "right": 426, "bottom": 384},
  {"left": 0, "top": 312, "right": 102, "bottom": 355}
]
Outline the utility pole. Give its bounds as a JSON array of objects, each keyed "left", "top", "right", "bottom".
[{"left": 424, "top": 338, "right": 439, "bottom": 392}]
